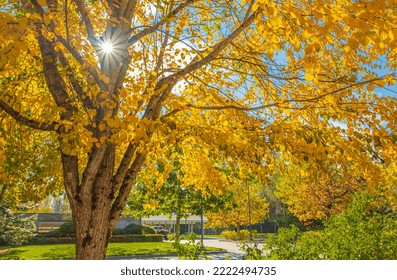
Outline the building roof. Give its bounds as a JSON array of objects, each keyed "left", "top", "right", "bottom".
[{"left": 142, "top": 214, "right": 208, "bottom": 224}]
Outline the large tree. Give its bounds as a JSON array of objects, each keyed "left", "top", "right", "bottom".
[{"left": 1, "top": 0, "right": 397, "bottom": 259}]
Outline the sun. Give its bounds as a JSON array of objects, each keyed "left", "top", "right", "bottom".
[{"left": 101, "top": 40, "right": 114, "bottom": 54}]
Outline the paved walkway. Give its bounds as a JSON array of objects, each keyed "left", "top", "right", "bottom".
[
  {"left": 112, "top": 239, "right": 264, "bottom": 260},
  {"left": 197, "top": 239, "right": 265, "bottom": 259},
  {"left": 202, "top": 239, "right": 265, "bottom": 254}
]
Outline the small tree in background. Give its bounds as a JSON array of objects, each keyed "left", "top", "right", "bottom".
[
  {"left": 0, "top": 205, "right": 37, "bottom": 246},
  {"left": 127, "top": 158, "right": 232, "bottom": 241}
]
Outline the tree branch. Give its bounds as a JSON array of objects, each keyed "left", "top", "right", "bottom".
[
  {"left": 0, "top": 100, "right": 58, "bottom": 131},
  {"left": 78, "top": 144, "right": 108, "bottom": 202},
  {"left": 141, "top": 9, "right": 258, "bottom": 121},
  {"left": 26, "top": 1, "right": 104, "bottom": 89},
  {"left": 184, "top": 77, "right": 386, "bottom": 112},
  {"left": 155, "top": 10, "right": 258, "bottom": 91},
  {"left": 61, "top": 153, "right": 80, "bottom": 209},
  {"left": 128, "top": 0, "right": 195, "bottom": 45},
  {"left": 55, "top": 36, "right": 108, "bottom": 91},
  {"left": 111, "top": 142, "right": 137, "bottom": 193},
  {"left": 110, "top": 151, "right": 146, "bottom": 226},
  {"left": 0, "top": 184, "right": 8, "bottom": 204},
  {"left": 72, "top": 0, "right": 96, "bottom": 41},
  {"left": 57, "top": 51, "right": 95, "bottom": 111}
]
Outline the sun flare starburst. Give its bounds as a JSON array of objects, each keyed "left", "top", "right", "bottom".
[{"left": 101, "top": 41, "right": 114, "bottom": 54}]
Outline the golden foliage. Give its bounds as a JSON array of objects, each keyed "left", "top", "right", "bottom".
[
  {"left": 0, "top": 0, "right": 396, "bottom": 258},
  {"left": 206, "top": 181, "right": 269, "bottom": 228}
]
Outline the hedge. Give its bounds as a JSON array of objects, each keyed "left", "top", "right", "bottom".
[
  {"left": 44, "top": 222, "right": 156, "bottom": 237},
  {"left": 110, "top": 234, "right": 163, "bottom": 243},
  {"left": 29, "top": 234, "right": 163, "bottom": 245}
]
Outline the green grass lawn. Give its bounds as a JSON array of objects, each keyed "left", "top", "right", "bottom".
[{"left": 0, "top": 242, "right": 221, "bottom": 260}]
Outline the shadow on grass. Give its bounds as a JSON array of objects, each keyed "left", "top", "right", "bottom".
[
  {"left": 135, "top": 249, "right": 154, "bottom": 255},
  {"left": 1, "top": 243, "right": 179, "bottom": 259},
  {"left": 108, "top": 248, "right": 130, "bottom": 256},
  {"left": 41, "top": 247, "right": 75, "bottom": 260},
  {"left": 0, "top": 248, "right": 26, "bottom": 260}
]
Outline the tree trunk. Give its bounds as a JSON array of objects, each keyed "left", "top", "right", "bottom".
[
  {"left": 64, "top": 144, "right": 124, "bottom": 259},
  {"left": 175, "top": 212, "right": 181, "bottom": 241},
  {"left": 73, "top": 208, "right": 113, "bottom": 260},
  {"left": 175, "top": 188, "right": 182, "bottom": 241},
  {"left": 0, "top": 185, "right": 7, "bottom": 204},
  {"left": 200, "top": 208, "right": 204, "bottom": 248}
]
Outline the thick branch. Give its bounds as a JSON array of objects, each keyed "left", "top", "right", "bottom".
[
  {"left": 0, "top": 100, "right": 58, "bottom": 131},
  {"left": 0, "top": 185, "right": 8, "bottom": 204},
  {"left": 55, "top": 36, "right": 108, "bottom": 91},
  {"left": 57, "top": 52, "right": 95, "bottom": 110},
  {"left": 111, "top": 143, "right": 136, "bottom": 193},
  {"left": 142, "top": 9, "right": 258, "bottom": 121},
  {"left": 116, "top": 7, "right": 258, "bottom": 185},
  {"left": 73, "top": 0, "right": 96, "bottom": 41},
  {"left": 122, "top": 0, "right": 137, "bottom": 19},
  {"left": 25, "top": 1, "right": 77, "bottom": 114},
  {"left": 155, "top": 10, "right": 258, "bottom": 91},
  {"left": 110, "top": 152, "right": 146, "bottom": 226},
  {"left": 78, "top": 144, "right": 108, "bottom": 202},
  {"left": 28, "top": 0, "right": 105, "bottom": 90},
  {"left": 61, "top": 153, "right": 80, "bottom": 208}
]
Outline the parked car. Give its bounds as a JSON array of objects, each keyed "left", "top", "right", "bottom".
[{"left": 153, "top": 226, "right": 169, "bottom": 240}]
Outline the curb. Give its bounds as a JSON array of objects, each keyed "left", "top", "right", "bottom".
[{"left": 105, "top": 250, "right": 228, "bottom": 260}]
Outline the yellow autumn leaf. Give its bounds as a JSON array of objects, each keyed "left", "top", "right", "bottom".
[
  {"left": 367, "top": 83, "right": 376, "bottom": 91},
  {"left": 304, "top": 72, "right": 314, "bottom": 81},
  {"left": 380, "top": 30, "right": 388, "bottom": 42},
  {"left": 348, "top": 38, "right": 359, "bottom": 50},
  {"left": 98, "top": 123, "right": 106, "bottom": 131}
]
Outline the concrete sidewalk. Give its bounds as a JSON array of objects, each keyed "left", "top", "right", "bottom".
[
  {"left": 107, "top": 239, "right": 264, "bottom": 260},
  {"left": 172, "top": 238, "right": 264, "bottom": 260}
]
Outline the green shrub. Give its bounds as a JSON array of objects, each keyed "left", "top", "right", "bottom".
[
  {"left": 43, "top": 221, "right": 74, "bottom": 238},
  {"left": 221, "top": 229, "right": 257, "bottom": 241},
  {"left": 122, "top": 223, "right": 142, "bottom": 234},
  {"left": 167, "top": 233, "right": 176, "bottom": 241},
  {"left": 30, "top": 236, "right": 75, "bottom": 245},
  {"left": 114, "top": 224, "right": 154, "bottom": 235},
  {"left": 263, "top": 193, "right": 397, "bottom": 260},
  {"left": 110, "top": 234, "right": 163, "bottom": 243},
  {"left": 30, "top": 234, "right": 163, "bottom": 245},
  {"left": 56, "top": 221, "right": 75, "bottom": 237},
  {"left": 172, "top": 232, "right": 207, "bottom": 260},
  {"left": 221, "top": 230, "right": 238, "bottom": 240},
  {"left": 0, "top": 205, "right": 37, "bottom": 246},
  {"left": 142, "top": 225, "right": 155, "bottom": 234},
  {"left": 262, "top": 225, "right": 304, "bottom": 259},
  {"left": 43, "top": 230, "right": 62, "bottom": 238},
  {"left": 239, "top": 241, "right": 263, "bottom": 260},
  {"left": 38, "top": 223, "right": 159, "bottom": 244},
  {"left": 112, "top": 228, "right": 125, "bottom": 236}
]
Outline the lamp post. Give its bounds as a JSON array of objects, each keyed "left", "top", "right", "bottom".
[
  {"left": 247, "top": 181, "right": 253, "bottom": 241},
  {"left": 200, "top": 193, "right": 205, "bottom": 249}
]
